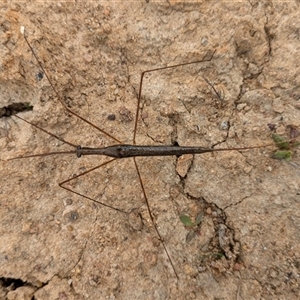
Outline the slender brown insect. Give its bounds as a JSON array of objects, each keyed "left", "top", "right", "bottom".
[{"left": 5, "top": 27, "right": 274, "bottom": 279}]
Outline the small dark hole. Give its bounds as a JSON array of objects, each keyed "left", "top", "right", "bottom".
[{"left": 1, "top": 277, "right": 27, "bottom": 289}]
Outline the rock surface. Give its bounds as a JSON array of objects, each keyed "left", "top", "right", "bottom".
[{"left": 0, "top": 2, "right": 299, "bottom": 299}]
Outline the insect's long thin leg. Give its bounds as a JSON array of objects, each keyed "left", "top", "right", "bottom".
[
  {"left": 203, "top": 76, "right": 224, "bottom": 104},
  {"left": 22, "top": 29, "right": 122, "bottom": 144},
  {"left": 133, "top": 157, "right": 179, "bottom": 279},
  {"left": 58, "top": 157, "right": 127, "bottom": 213},
  {"left": 130, "top": 51, "right": 216, "bottom": 278},
  {"left": 133, "top": 50, "right": 216, "bottom": 144}
]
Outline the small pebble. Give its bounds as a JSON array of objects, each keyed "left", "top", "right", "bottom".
[{"left": 107, "top": 114, "right": 116, "bottom": 121}]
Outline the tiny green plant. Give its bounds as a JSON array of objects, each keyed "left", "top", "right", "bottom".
[
  {"left": 271, "top": 129, "right": 300, "bottom": 161},
  {"left": 179, "top": 212, "right": 204, "bottom": 242}
]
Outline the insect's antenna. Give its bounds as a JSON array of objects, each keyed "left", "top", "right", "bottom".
[
  {"left": 14, "top": 114, "right": 76, "bottom": 147},
  {"left": 21, "top": 26, "right": 122, "bottom": 144},
  {"left": 5, "top": 114, "right": 77, "bottom": 160},
  {"left": 133, "top": 50, "right": 216, "bottom": 144},
  {"left": 133, "top": 157, "right": 179, "bottom": 279},
  {"left": 7, "top": 151, "right": 77, "bottom": 161}
]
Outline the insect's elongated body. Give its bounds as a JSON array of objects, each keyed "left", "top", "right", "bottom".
[
  {"left": 77, "top": 144, "right": 221, "bottom": 158},
  {"left": 76, "top": 144, "right": 266, "bottom": 158}
]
